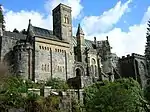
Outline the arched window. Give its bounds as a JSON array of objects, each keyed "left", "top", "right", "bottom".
[
  {"left": 91, "top": 58, "right": 97, "bottom": 77},
  {"left": 66, "top": 17, "right": 69, "bottom": 24},
  {"left": 42, "top": 64, "right": 44, "bottom": 70},
  {"left": 64, "top": 15, "right": 69, "bottom": 24},
  {"left": 47, "top": 65, "right": 49, "bottom": 72},
  {"left": 45, "top": 64, "right": 46, "bottom": 71}
]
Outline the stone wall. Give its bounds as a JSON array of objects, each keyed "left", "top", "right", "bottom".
[
  {"left": 119, "top": 53, "right": 148, "bottom": 88},
  {"left": 34, "top": 38, "right": 73, "bottom": 81},
  {"left": 0, "top": 36, "right": 17, "bottom": 62}
]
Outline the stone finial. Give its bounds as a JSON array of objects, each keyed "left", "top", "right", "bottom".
[
  {"left": 94, "top": 37, "right": 96, "bottom": 41},
  {"left": 94, "top": 37, "right": 97, "bottom": 48},
  {"left": 29, "top": 19, "right": 31, "bottom": 24},
  {"left": 106, "top": 36, "right": 108, "bottom": 40},
  {"left": 76, "top": 23, "right": 84, "bottom": 36},
  {"left": 127, "top": 54, "right": 130, "bottom": 57}
]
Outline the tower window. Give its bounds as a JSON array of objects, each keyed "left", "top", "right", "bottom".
[
  {"left": 66, "top": 17, "right": 69, "bottom": 24},
  {"left": 19, "top": 53, "right": 21, "bottom": 60},
  {"left": 64, "top": 16, "right": 69, "bottom": 24}
]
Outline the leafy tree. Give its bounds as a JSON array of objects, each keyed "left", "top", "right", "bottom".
[
  {"left": 84, "top": 78, "right": 145, "bottom": 112},
  {"left": 0, "top": 4, "right": 5, "bottom": 31}
]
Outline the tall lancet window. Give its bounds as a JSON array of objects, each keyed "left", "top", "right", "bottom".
[
  {"left": 64, "top": 15, "right": 69, "bottom": 24},
  {"left": 91, "top": 58, "right": 97, "bottom": 77}
]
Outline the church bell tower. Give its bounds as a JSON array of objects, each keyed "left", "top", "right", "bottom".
[{"left": 52, "top": 3, "right": 72, "bottom": 43}]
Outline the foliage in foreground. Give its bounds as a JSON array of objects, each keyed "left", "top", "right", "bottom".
[
  {"left": 0, "top": 76, "right": 71, "bottom": 111},
  {"left": 84, "top": 78, "right": 145, "bottom": 112},
  {"left": 45, "top": 78, "right": 69, "bottom": 90}
]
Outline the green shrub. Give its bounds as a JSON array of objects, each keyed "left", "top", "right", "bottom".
[{"left": 45, "top": 78, "right": 69, "bottom": 90}]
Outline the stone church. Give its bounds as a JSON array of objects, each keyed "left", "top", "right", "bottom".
[{"left": 0, "top": 3, "right": 148, "bottom": 88}]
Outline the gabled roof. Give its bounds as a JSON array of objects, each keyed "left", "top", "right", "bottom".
[
  {"left": 31, "top": 25, "right": 95, "bottom": 47},
  {"left": 32, "top": 26, "right": 60, "bottom": 40},
  {"left": 33, "top": 26, "right": 53, "bottom": 37}
]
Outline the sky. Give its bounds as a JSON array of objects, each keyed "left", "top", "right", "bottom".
[{"left": 1, "top": 0, "right": 150, "bottom": 57}]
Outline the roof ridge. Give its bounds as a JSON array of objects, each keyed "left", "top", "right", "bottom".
[{"left": 33, "top": 26, "right": 53, "bottom": 32}]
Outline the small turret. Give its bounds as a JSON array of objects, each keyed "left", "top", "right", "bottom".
[
  {"left": 76, "top": 24, "right": 84, "bottom": 36},
  {"left": 106, "top": 36, "right": 108, "bottom": 40},
  {"left": 26, "top": 19, "right": 34, "bottom": 44},
  {"left": 76, "top": 24, "right": 85, "bottom": 62},
  {"left": 13, "top": 41, "right": 33, "bottom": 80},
  {"left": 76, "top": 24, "right": 85, "bottom": 46}
]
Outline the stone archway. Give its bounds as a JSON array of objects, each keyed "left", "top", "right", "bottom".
[{"left": 73, "top": 62, "right": 85, "bottom": 77}]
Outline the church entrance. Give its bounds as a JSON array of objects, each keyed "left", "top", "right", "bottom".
[{"left": 76, "top": 68, "right": 82, "bottom": 77}]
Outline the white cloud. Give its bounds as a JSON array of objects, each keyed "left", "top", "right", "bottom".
[
  {"left": 82, "top": 5, "right": 150, "bottom": 57},
  {"left": 90, "top": 24, "right": 147, "bottom": 57},
  {"left": 5, "top": 10, "right": 52, "bottom": 31},
  {"left": 45, "top": 0, "right": 83, "bottom": 19},
  {"left": 81, "top": 0, "right": 132, "bottom": 35},
  {"left": 4, "top": 0, "right": 83, "bottom": 31}
]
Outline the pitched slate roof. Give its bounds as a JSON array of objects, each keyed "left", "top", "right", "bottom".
[
  {"left": 31, "top": 26, "right": 95, "bottom": 48},
  {"left": 32, "top": 26, "right": 60, "bottom": 40},
  {"left": 3, "top": 31, "right": 26, "bottom": 40},
  {"left": 31, "top": 26, "right": 108, "bottom": 49},
  {"left": 72, "top": 36, "right": 94, "bottom": 49}
]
